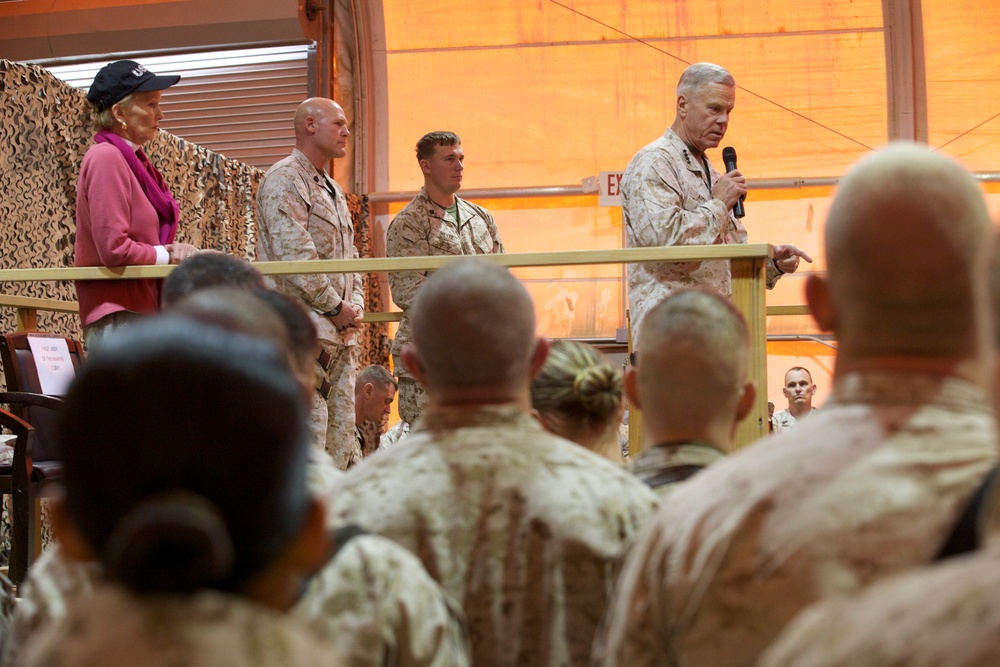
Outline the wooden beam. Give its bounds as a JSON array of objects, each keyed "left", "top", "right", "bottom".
[{"left": 731, "top": 256, "right": 770, "bottom": 447}]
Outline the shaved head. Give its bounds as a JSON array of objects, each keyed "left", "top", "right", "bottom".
[
  {"left": 822, "top": 142, "right": 993, "bottom": 358},
  {"left": 636, "top": 289, "right": 750, "bottom": 435},
  {"left": 292, "top": 97, "right": 349, "bottom": 166},
  {"left": 408, "top": 259, "right": 537, "bottom": 395},
  {"left": 293, "top": 98, "right": 340, "bottom": 138}
]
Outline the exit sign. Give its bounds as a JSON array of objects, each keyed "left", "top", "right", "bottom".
[{"left": 599, "top": 171, "right": 624, "bottom": 206}]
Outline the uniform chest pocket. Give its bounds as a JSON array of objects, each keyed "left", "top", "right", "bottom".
[
  {"left": 428, "top": 222, "right": 464, "bottom": 255},
  {"left": 470, "top": 221, "right": 495, "bottom": 254}
]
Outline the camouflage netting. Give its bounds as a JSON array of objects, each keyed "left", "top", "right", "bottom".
[{"left": 0, "top": 59, "right": 389, "bottom": 388}]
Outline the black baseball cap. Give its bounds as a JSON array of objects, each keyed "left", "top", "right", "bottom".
[{"left": 86, "top": 60, "right": 180, "bottom": 111}]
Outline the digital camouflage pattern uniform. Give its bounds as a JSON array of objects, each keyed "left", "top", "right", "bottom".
[
  {"left": 628, "top": 441, "right": 726, "bottom": 498},
  {"left": 379, "top": 419, "right": 410, "bottom": 451},
  {"left": 325, "top": 404, "right": 659, "bottom": 667},
  {"left": 770, "top": 407, "right": 818, "bottom": 434},
  {"left": 297, "top": 532, "right": 471, "bottom": 667},
  {"left": 385, "top": 188, "right": 504, "bottom": 423},
  {"left": 760, "top": 491, "right": 1000, "bottom": 667},
  {"left": 14, "top": 582, "right": 345, "bottom": 667},
  {"left": 621, "top": 128, "right": 782, "bottom": 349},
  {"left": 256, "top": 148, "right": 365, "bottom": 470},
  {"left": 596, "top": 370, "right": 998, "bottom": 667},
  {"left": 8, "top": 536, "right": 469, "bottom": 667}
]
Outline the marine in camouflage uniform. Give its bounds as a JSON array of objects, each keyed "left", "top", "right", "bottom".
[
  {"left": 14, "top": 581, "right": 345, "bottom": 667},
  {"left": 622, "top": 63, "right": 811, "bottom": 349},
  {"left": 257, "top": 145, "right": 364, "bottom": 470},
  {"left": 760, "top": 505, "right": 1000, "bottom": 667},
  {"left": 8, "top": 534, "right": 470, "bottom": 667},
  {"left": 597, "top": 372, "right": 999, "bottom": 667},
  {"left": 386, "top": 139, "right": 504, "bottom": 425},
  {"left": 326, "top": 404, "right": 658, "bottom": 667},
  {"left": 298, "top": 531, "right": 471, "bottom": 666},
  {"left": 597, "top": 143, "right": 999, "bottom": 667},
  {"left": 622, "top": 126, "right": 783, "bottom": 348},
  {"left": 6, "top": 462, "right": 468, "bottom": 667},
  {"left": 628, "top": 441, "right": 726, "bottom": 496}
]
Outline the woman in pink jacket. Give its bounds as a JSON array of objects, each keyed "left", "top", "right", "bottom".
[{"left": 74, "top": 60, "right": 200, "bottom": 346}]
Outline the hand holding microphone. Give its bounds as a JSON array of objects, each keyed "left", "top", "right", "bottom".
[{"left": 721, "top": 146, "right": 746, "bottom": 218}]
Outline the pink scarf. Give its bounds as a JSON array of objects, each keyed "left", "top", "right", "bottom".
[{"left": 94, "top": 130, "right": 179, "bottom": 244}]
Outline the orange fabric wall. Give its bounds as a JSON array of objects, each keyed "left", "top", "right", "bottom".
[{"left": 377, "top": 0, "right": 1000, "bottom": 401}]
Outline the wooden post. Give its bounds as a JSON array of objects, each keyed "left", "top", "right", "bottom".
[
  {"left": 730, "top": 252, "right": 770, "bottom": 447},
  {"left": 15, "top": 307, "right": 36, "bottom": 332},
  {"left": 625, "top": 308, "right": 643, "bottom": 458}
]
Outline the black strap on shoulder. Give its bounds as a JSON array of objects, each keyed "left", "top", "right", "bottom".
[
  {"left": 328, "top": 523, "right": 369, "bottom": 560},
  {"left": 643, "top": 464, "right": 706, "bottom": 489},
  {"left": 935, "top": 463, "right": 1000, "bottom": 560}
]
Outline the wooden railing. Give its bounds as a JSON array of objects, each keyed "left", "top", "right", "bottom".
[{"left": 0, "top": 245, "right": 776, "bottom": 447}]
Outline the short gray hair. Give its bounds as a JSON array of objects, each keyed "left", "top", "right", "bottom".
[
  {"left": 677, "top": 63, "right": 735, "bottom": 97},
  {"left": 357, "top": 364, "right": 397, "bottom": 390}
]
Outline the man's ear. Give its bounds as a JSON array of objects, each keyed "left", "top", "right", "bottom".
[
  {"left": 529, "top": 337, "right": 551, "bottom": 379},
  {"left": 676, "top": 94, "right": 688, "bottom": 119},
  {"left": 50, "top": 496, "right": 96, "bottom": 563},
  {"left": 419, "top": 159, "right": 431, "bottom": 175},
  {"left": 624, "top": 366, "right": 643, "bottom": 410},
  {"left": 735, "top": 380, "right": 757, "bottom": 422},
  {"left": 363, "top": 382, "right": 375, "bottom": 399},
  {"left": 401, "top": 345, "right": 427, "bottom": 386},
  {"left": 805, "top": 274, "right": 836, "bottom": 333}
]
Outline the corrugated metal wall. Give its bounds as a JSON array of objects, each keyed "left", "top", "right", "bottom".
[{"left": 47, "top": 45, "right": 312, "bottom": 169}]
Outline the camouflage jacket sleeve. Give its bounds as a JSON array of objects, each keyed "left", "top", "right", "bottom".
[
  {"left": 296, "top": 533, "right": 471, "bottom": 667},
  {"left": 3, "top": 546, "right": 99, "bottom": 665}
]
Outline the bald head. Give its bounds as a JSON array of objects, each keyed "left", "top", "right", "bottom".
[
  {"left": 635, "top": 289, "right": 750, "bottom": 440},
  {"left": 407, "top": 260, "right": 537, "bottom": 397},
  {"left": 821, "top": 142, "right": 993, "bottom": 358},
  {"left": 293, "top": 97, "right": 349, "bottom": 167}
]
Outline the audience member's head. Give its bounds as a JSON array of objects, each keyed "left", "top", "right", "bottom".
[
  {"left": 161, "top": 252, "right": 265, "bottom": 308},
  {"left": 168, "top": 287, "right": 290, "bottom": 358},
  {"left": 530, "top": 339, "right": 624, "bottom": 462},
  {"left": 782, "top": 367, "right": 817, "bottom": 415},
  {"left": 54, "top": 317, "right": 327, "bottom": 609},
  {"left": 354, "top": 365, "right": 397, "bottom": 425},
  {"left": 403, "top": 259, "right": 546, "bottom": 405},
  {"left": 626, "top": 288, "right": 753, "bottom": 450},
  {"left": 252, "top": 288, "right": 320, "bottom": 399},
  {"left": 808, "top": 142, "right": 994, "bottom": 375}
]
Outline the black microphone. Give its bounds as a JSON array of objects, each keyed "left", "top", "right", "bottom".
[{"left": 722, "top": 146, "right": 745, "bottom": 218}]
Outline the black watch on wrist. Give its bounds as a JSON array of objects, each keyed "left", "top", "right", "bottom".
[{"left": 325, "top": 302, "right": 343, "bottom": 317}]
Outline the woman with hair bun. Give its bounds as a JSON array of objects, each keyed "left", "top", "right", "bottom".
[
  {"left": 17, "top": 317, "right": 342, "bottom": 667},
  {"left": 530, "top": 339, "right": 626, "bottom": 463}
]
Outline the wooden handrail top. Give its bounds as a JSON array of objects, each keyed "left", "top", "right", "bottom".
[
  {"left": 766, "top": 305, "right": 811, "bottom": 316},
  {"left": 0, "top": 294, "right": 79, "bottom": 313},
  {"left": 0, "top": 305, "right": 812, "bottom": 323},
  {"left": 0, "top": 245, "right": 774, "bottom": 282}
]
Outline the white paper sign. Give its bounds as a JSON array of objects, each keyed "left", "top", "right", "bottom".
[
  {"left": 598, "top": 171, "right": 624, "bottom": 206},
  {"left": 26, "top": 335, "right": 75, "bottom": 396}
]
